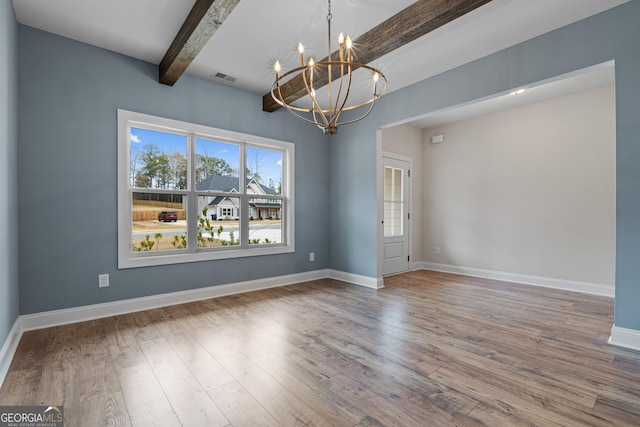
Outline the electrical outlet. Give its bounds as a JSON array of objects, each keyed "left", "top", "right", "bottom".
[
  {"left": 98, "top": 273, "right": 109, "bottom": 288},
  {"left": 435, "top": 246, "right": 441, "bottom": 255},
  {"left": 309, "top": 252, "right": 315, "bottom": 261}
]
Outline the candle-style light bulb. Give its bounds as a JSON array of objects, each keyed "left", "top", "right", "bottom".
[
  {"left": 308, "top": 58, "right": 315, "bottom": 86},
  {"left": 339, "top": 33, "right": 345, "bottom": 61},
  {"left": 345, "top": 36, "right": 353, "bottom": 62},
  {"left": 274, "top": 60, "right": 281, "bottom": 87},
  {"left": 373, "top": 72, "right": 379, "bottom": 82},
  {"left": 298, "top": 42, "right": 305, "bottom": 66}
]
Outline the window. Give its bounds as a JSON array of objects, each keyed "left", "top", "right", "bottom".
[
  {"left": 383, "top": 166, "right": 403, "bottom": 237},
  {"left": 117, "top": 110, "right": 294, "bottom": 268}
]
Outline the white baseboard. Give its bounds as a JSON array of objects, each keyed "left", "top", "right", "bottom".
[
  {"left": 19, "top": 268, "right": 383, "bottom": 331},
  {"left": 414, "top": 261, "right": 614, "bottom": 297},
  {"left": 328, "top": 269, "right": 384, "bottom": 289},
  {"left": 20, "top": 269, "right": 329, "bottom": 332},
  {"left": 1, "top": 267, "right": 381, "bottom": 386},
  {"left": 609, "top": 325, "right": 640, "bottom": 352},
  {"left": 0, "top": 317, "right": 23, "bottom": 387}
]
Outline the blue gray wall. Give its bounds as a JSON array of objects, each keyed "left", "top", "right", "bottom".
[
  {"left": 0, "top": 2, "right": 20, "bottom": 347},
  {"left": 18, "top": 26, "right": 329, "bottom": 315},
  {"left": 11, "top": 1, "right": 640, "bottom": 335},
  {"left": 330, "top": 1, "right": 640, "bottom": 330}
]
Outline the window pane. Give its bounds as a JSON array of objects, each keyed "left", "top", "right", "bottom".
[
  {"left": 383, "top": 166, "right": 403, "bottom": 237},
  {"left": 195, "top": 138, "right": 240, "bottom": 192},
  {"left": 249, "top": 198, "right": 282, "bottom": 244},
  {"left": 384, "top": 167, "right": 392, "bottom": 200},
  {"left": 130, "top": 128, "right": 187, "bottom": 190},
  {"left": 246, "top": 146, "right": 283, "bottom": 194},
  {"left": 132, "top": 192, "right": 187, "bottom": 251},
  {"left": 393, "top": 168, "right": 402, "bottom": 202},
  {"left": 197, "top": 196, "right": 241, "bottom": 247}
]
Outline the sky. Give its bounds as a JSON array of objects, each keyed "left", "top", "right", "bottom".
[{"left": 130, "top": 127, "right": 283, "bottom": 186}]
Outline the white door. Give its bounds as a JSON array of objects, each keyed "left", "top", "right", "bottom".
[{"left": 382, "top": 156, "right": 410, "bottom": 276}]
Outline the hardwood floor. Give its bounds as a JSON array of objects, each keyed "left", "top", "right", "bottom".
[{"left": 2, "top": 270, "right": 640, "bottom": 426}]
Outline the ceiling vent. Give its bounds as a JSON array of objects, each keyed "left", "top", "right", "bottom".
[{"left": 211, "top": 72, "right": 237, "bottom": 83}]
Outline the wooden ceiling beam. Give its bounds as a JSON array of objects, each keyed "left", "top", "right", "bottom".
[
  {"left": 159, "top": 0, "right": 240, "bottom": 86},
  {"left": 262, "top": 0, "right": 492, "bottom": 112}
]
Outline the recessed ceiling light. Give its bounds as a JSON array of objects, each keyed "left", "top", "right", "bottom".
[{"left": 510, "top": 88, "right": 526, "bottom": 95}]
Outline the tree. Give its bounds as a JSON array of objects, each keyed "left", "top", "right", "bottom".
[
  {"left": 134, "top": 144, "right": 187, "bottom": 189},
  {"left": 156, "top": 153, "right": 172, "bottom": 189},
  {"left": 195, "top": 154, "right": 234, "bottom": 182},
  {"left": 135, "top": 170, "right": 151, "bottom": 188},
  {"left": 169, "top": 151, "right": 187, "bottom": 189},
  {"left": 135, "top": 144, "right": 166, "bottom": 188},
  {"left": 247, "top": 151, "right": 263, "bottom": 183},
  {"left": 130, "top": 148, "right": 141, "bottom": 187}
]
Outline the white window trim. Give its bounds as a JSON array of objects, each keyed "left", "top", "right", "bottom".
[{"left": 117, "top": 109, "right": 295, "bottom": 269}]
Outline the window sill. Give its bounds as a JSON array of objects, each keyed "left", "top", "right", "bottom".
[{"left": 118, "top": 244, "right": 295, "bottom": 269}]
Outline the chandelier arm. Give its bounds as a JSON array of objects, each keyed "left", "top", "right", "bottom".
[
  {"left": 272, "top": 79, "right": 287, "bottom": 106},
  {"left": 272, "top": 67, "right": 324, "bottom": 113},
  {"left": 331, "top": 62, "right": 354, "bottom": 126},
  {"left": 302, "top": 66, "right": 331, "bottom": 128},
  {"left": 311, "top": 101, "right": 324, "bottom": 131},
  {"left": 273, "top": 88, "right": 376, "bottom": 131},
  {"left": 331, "top": 61, "right": 346, "bottom": 119},
  {"left": 335, "top": 85, "right": 386, "bottom": 112},
  {"left": 330, "top": 62, "right": 387, "bottom": 114},
  {"left": 335, "top": 95, "right": 377, "bottom": 127},
  {"left": 273, "top": 78, "right": 300, "bottom": 114},
  {"left": 273, "top": 79, "right": 317, "bottom": 124},
  {"left": 273, "top": 85, "right": 331, "bottom": 127},
  {"left": 335, "top": 69, "right": 386, "bottom": 125},
  {"left": 272, "top": 78, "right": 309, "bottom": 112},
  {"left": 324, "top": 62, "right": 387, "bottom": 113},
  {"left": 285, "top": 106, "right": 328, "bottom": 127}
]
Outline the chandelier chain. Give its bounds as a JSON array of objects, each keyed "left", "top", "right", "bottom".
[{"left": 327, "top": 0, "right": 332, "bottom": 21}]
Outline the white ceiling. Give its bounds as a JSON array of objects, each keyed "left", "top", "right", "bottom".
[{"left": 12, "top": 0, "right": 628, "bottom": 127}]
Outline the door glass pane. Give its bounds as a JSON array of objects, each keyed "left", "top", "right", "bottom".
[
  {"left": 384, "top": 166, "right": 403, "bottom": 237},
  {"left": 130, "top": 128, "right": 187, "bottom": 190},
  {"left": 131, "top": 192, "right": 187, "bottom": 251}
]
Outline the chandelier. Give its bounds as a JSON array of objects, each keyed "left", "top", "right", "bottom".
[{"left": 271, "top": 0, "right": 387, "bottom": 135}]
